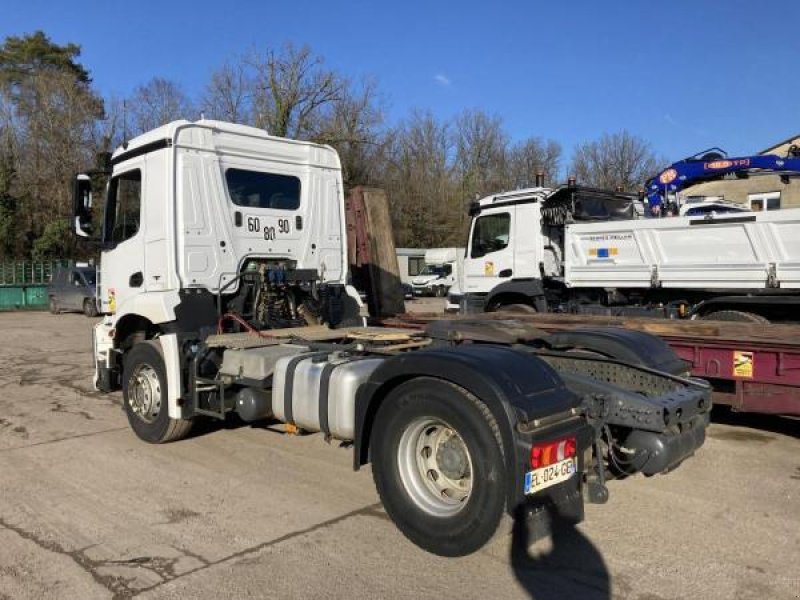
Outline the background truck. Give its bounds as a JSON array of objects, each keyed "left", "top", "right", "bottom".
[
  {"left": 457, "top": 184, "right": 800, "bottom": 323},
  {"left": 73, "top": 119, "right": 710, "bottom": 556},
  {"left": 410, "top": 247, "right": 461, "bottom": 297}
]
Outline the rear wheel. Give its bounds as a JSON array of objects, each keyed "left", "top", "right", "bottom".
[
  {"left": 122, "top": 341, "right": 193, "bottom": 443},
  {"left": 49, "top": 297, "right": 59, "bottom": 314},
  {"left": 701, "top": 310, "right": 769, "bottom": 324},
  {"left": 371, "top": 378, "right": 506, "bottom": 556},
  {"left": 83, "top": 298, "right": 98, "bottom": 317}
]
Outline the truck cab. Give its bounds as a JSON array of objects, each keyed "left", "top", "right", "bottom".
[
  {"left": 73, "top": 120, "right": 362, "bottom": 394},
  {"left": 462, "top": 186, "right": 641, "bottom": 312}
]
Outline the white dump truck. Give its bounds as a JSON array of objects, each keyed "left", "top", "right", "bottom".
[
  {"left": 410, "top": 247, "right": 461, "bottom": 297},
  {"left": 72, "top": 120, "right": 710, "bottom": 556},
  {"left": 455, "top": 185, "right": 800, "bottom": 323}
]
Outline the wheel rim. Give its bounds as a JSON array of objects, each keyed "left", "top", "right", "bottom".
[
  {"left": 127, "top": 363, "right": 162, "bottom": 423},
  {"left": 397, "top": 417, "right": 473, "bottom": 517}
]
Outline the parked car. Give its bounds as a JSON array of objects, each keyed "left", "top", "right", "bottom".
[{"left": 48, "top": 265, "right": 98, "bottom": 317}]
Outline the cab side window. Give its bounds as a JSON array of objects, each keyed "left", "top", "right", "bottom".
[
  {"left": 471, "top": 213, "right": 511, "bottom": 258},
  {"left": 105, "top": 170, "right": 142, "bottom": 246},
  {"left": 71, "top": 271, "right": 83, "bottom": 287}
]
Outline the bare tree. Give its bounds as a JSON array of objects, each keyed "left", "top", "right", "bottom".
[
  {"left": 249, "top": 44, "right": 342, "bottom": 138},
  {"left": 570, "top": 131, "right": 661, "bottom": 191},
  {"left": 508, "top": 137, "right": 561, "bottom": 188},
  {"left": 201, "top": 61, "right": 250, "bottom": 123},
  {"left": 127, "top": 77, "right": 194, "bottom": 135},
  {"left": 383, "top": 110, "right": 457, "bottom": 247},
  {"left": 453, "top": 109, "right": 509, "bottom": 199},
  {"left": 313, "top": 78, "right": 386, "bottom": 188}
]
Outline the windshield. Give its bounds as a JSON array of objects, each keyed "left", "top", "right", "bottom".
[
  {"left": 685, "top": 205, "right": 744, "bottom": 216},
  {"left": 79, "top": 269, "right": 96, "bottom": 285},
  {"left": 419, "top": 264, "right": 452, "bottom": 277}
]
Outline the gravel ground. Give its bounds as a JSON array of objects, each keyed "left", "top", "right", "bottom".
[{"left": 0, "top": 311, "right": 798, "bottom": 600}]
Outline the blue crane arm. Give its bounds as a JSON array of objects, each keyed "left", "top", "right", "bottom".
[{"left": 646, "top": 151, "right": 800, "bottom": 207}]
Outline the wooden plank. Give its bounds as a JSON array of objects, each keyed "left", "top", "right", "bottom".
[
  {"left": 379, "top": 312, "right": 800, "bottom": 347},
  {"left": 345, "top": 187, "right": 405, "bottom": 318}
]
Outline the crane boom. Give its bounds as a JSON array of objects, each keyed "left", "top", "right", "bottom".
[{"left": 646, "top": 145, "right": 800, "bottom": 207}]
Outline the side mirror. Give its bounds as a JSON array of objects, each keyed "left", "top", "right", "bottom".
[{"left": 73, "top": 174, "right": 94, "bottom": 238}]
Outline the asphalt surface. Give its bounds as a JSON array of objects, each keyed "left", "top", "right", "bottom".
[{"left": 0, "top": 311, "right": 798, "bottom": 600}]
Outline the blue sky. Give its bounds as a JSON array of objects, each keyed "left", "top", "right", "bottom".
[{"left": 3, "top": 0, "right": 799, "bottom": 166}]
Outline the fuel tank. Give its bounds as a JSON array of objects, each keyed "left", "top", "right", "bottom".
[{"left": 272, "top": 352, "right": 384, "bottom": 440}]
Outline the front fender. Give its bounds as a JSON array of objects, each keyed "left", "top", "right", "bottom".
[
  {"left": 353, "top": 345, "right": 581, "bottom": 506},
  {"left": 485, "top": 279, "right": 547, "bottom": 311}
]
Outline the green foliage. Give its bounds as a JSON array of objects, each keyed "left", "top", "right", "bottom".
[
  {"left": 0, "top": 30, "right": 90, "bottom": 92},
  {"left": 31, "top": 219, "right": 71, "bottom": 261},
  {"left": 0, "top": 143, "right": 17, "bottom": 259}
]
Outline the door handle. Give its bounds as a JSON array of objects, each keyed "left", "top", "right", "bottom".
[
  {"left": 499, "top": 269, "right": 513, "bottom": 278},
  {"left": 129, "top": 272, "right": 143, "bottom": 287}
]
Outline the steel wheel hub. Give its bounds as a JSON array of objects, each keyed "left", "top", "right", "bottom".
[
  {"left": 128, "top": 364, "right": 162, "bottom": 423},
  {"left": 397, "top": 418, "right": 474, "bottom": 517}
]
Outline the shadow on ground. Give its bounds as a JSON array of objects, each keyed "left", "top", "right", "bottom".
[
  {"left": 511, "top": 505, "right": 610, "bottom": 600},
  {"left": 711, "top": 405, "right": 799, "bottom": 439}
]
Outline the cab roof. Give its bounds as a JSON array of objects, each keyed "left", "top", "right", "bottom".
[{"left": 110, "top": 119, "right": 340, "bottom": 169}]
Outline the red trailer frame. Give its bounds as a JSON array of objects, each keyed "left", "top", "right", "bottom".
[
  {"left": 379, "top": 313, "right": 800, "bottom": 417},
  {"left": 666, "top": 337, "right": 800, "bottom": 415}
]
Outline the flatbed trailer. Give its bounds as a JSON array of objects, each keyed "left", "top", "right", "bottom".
[{"left": 379, "top": 312, "right": 800, "bottom": 417}]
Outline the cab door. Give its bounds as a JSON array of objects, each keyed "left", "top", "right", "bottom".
[
  {"left": 98, "top": 166, "right": 145, "bottom": 315},
  {"left": 463, "top": 207, "right": 515, "bottom": 294}
]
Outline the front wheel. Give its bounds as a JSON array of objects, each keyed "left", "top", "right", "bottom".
[
  {"left": 122, "top": 341, "right": 193, "bottom": 443},
  {"left": 371, "top": 377, "right": 506, "bottom": 556},
  {"left": 83, "top": 298, "right": 98, "bottom": 317},
  {"left": 49, "top": 297, "right": 59, "bottom": 314}
]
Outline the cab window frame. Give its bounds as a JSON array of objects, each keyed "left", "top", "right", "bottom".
[
  {"left": 224, "top": 168, "right": 302, "bottom": 211},
  {"left": 470, "top": 212, "right": 511, "bottom": 258},
  {"left": 103, "top": 168, "right": 143, "bottom": 249}
]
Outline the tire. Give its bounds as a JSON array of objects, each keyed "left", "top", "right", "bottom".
[
  {"left": 49, "top": 297, "right": 59, "bottom": 314},
  {"left": 122, "top": 341, "right": 193, "bottom": 443},
  {"left": 701, "top": 310, "right": 769, "bottom": 324},
  {"left": 83, "top": 298, "right": 98, "bottom": 318},
  {"left": 494, "top": 303, "right": 537, "bottom": 314},
  {"left": 371, "top": 377, "right": 506, "bottom": 557},
  {"left": 434, "top": 286, "right": 447, "bottom": 298}
]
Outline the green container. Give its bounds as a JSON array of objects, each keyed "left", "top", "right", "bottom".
[
  {"left": 0, "top": 260, "right": 72, "bottom": 311},
  {"left": 0, "top": 284, "right": 49, "bottom": 310}
]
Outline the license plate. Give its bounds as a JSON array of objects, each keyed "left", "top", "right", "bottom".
[
  {"left": 245, "top": 215, "right": 295, "bottom": 240},
  {"left": 524, "top": 457, "right": 577, "bottom": 495}
]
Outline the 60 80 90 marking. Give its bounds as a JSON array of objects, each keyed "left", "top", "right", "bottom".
[{"left": 246, "top": 216, "right": 292, "bottom": 240}]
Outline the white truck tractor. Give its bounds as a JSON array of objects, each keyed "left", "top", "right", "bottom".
[
  {"left": 410, "top": 247, "right": 461, "bottom": 297},
  {"left": 454, "top": 185, "right": 800, "bottom": 323},
  {"left": 73, "top": 120, "right": 710, "bottom": 556}
]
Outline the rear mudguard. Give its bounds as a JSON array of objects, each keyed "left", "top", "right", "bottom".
[
  {"left": 543, "top": 327, "right": 689, "bottom": 375},
  {"left": 353, "top": 345, "right": 582, "bottom": 507}
]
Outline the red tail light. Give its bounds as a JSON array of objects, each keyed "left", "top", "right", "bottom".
[{"left": 531, "top": 436, "right": 577, "bottom": 469}]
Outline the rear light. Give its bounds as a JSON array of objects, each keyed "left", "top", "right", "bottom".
[{"left": 531, "top": 436, "right": 577, "bottom": 469}]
